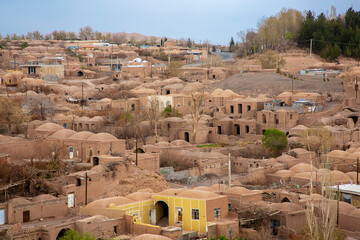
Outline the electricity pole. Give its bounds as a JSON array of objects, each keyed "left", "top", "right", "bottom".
[
  {"left": 81, "top": 82, "right": 84, "bottom": 110},
  {"left": 310, "top": 39, "right": 313, "bottom": 58},
  {"left": 228, "top": 153, "right": 231, "bottom": 188},
  {"left": 85, "top": 172, "right": 88, "bottom": 205}
]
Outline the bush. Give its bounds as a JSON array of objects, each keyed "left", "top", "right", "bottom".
[
  {"left": 258, "top": 50, "right": 285, "bottom": 69},
  {"left": 21, "top": 41, "right": 28, "bottom": 49},
  {"left": 262, "top": 128, "right": 288, "bottom": 156}
]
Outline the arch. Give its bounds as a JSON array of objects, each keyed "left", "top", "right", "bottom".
[
  {"left": 230, "top": 105, "right": 234, "bottom": 113},
  {"left": 245, "top": 125, "right": 250, "bottom": 134},
  {"left": 56, "top": 228, "right": 71, "bottom": 239},
  {"left": 281, "top": 197, "right": 291, "bottom": 203},
  {"left": 234, "top": 124, "right": 240, "bottom": 135},
  {"left": 262, "top": 114, "right": 266, "bottom": 124},
  {"left": 349, "top": 115, "right": 359, "bottom": 124},
  {"left": 155, "top": 200, "right": 169, "bottom": 226},
  {"left": 93, "top": 157, "right": 99, "bottom": 166},
  {"left": 134, "top": 148, "right": 145, "bottom": 153},
  {"left": 184, "top": 132, "right": 190, "bottom": 142},
  {"left": 77, "top": 71, "right": 83, "bottom": 77}
]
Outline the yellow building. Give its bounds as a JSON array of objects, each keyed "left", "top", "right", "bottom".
[{"left": 20, "top": 63, "right": 64, "bottom": 80}]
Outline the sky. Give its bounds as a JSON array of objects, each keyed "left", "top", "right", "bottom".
[{"left": 1, "top": 0, "right": 360, "bottom": 45}]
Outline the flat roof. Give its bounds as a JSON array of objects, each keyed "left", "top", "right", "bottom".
[{"left": 328, "top": 184, "right": 360, "bottom": 195}]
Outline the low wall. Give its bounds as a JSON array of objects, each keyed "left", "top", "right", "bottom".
[{"left": 79, "top": 208, "right": 125, "bottom": 218}]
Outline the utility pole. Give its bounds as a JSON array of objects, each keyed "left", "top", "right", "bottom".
[
  {"left": 337, "top": 184, "right": 340, "bottom": 225},
  {"left": 310, "top": 39, "right": 313, "bottom": 58},
  {"left": 228, "top": 153, "right": 231, "bottom": 188},
  {"left": 81, "top": 82, "right": 84, "bottom": 110},
  {"left": 291, "top": 78, "right": 294, "bottom": 94},
  {"left": 357, "top": 157, "right": 359, "bottom": 185},
  {"left": 85, "top": 172, "right": 88, "bottom": 205},
  {"left": 135, "top": 136, "right": 138, "bottom": 166}
]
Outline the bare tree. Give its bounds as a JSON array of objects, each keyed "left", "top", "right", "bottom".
[
  {"left": 79, "top": 26, "right": 94, "bottom": 40},
  {"left": 22, "top": 95, "right": 56, "bottom": 121},
  {"left": 0, "top": 97, "right": 27, "bottom": 133},
  {"left": 145, "top": 96, "right": 163, "bottom": 143},
  {"left": 185, "top": 87, "right": 209, "bottom": 143}
]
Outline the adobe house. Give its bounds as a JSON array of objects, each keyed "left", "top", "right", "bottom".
[
  {"left": 256, "top": 109, "right": 299, "bottom": 133},
  {"left": 222, "top": 187, "right": 262, "bottom": 209},
  {"left": 20, "top": 62, "right": 64, "bottom": 80},
  {"left": 28, "top": 122, "right": 64, "bottom": 139},
  {"left": 2, "top": 71, "right": 24, "bottom": 86},
  {"left": 266, "top": 202, "right": 306, "bottom": 235}
]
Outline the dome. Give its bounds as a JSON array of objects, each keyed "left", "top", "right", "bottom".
[
  {"left": 276, "top": 154, "right": 296, "bottom": 162},
  {"left": 157, "top": 188, "right": 185, "bottom": 196},
  {"left": 347, "top": 152, "right": 360, "bottom": 159},
  {"left": 194, "top": 186, "right": 215, "bottom": 192},
  {"left": 68, "top": 131, "right": 95, "bottom": 140},
  {"left": 36, "top": 123, "right": 64, "bottom": 131},
  {"left": 350, "top": 208, "right": 360, "bottom": 216},
  {"left": 125, "top": 192, "right": 152, "bottom": 202},
  {"left": 32, "top": 194, "right": 57, "bottom": 202},
  {"left": 330, "top": 170, "right": 352, "bottom": 182},
  {"left": 290, "top": 125, "right": 308, "bottom": 131},
  {"left": 171, "top": 140, "right": 191, "bottom": 146},
  {"left": 293, "top": 172, "right": 316, "bottom": 180},
  {"left": 328, "top": 150, "right": 349, "bottom": 158},
  {"left": 273, "top": 170, "right": 295, "bottom": 178},
  {"left": 53, "top": 113, "right": 70, "bottom": 121},
  {"left": 225, "top": 187, "right": 252, "bottom": 195},
  {"left": 346, "top": 172, "right": 358, "bottom": 181},
  {"left": 268, "top": 202, "right": 303, "bottom": 212},
  {"left": 133, "top": 234, "right": 171, "bottom": 240},
  {"left": 278, "top": 92, "right": 294, "bottom": 97},
  {"left": 155, "top": 141, "right": 173, "bottom": 147},
  {"left": 289, "top": 163, "right": 317, "bottom": 173},
  {"left": 48, "top": 129, "right": 76, "bottom": 139},
  {"left": 177, "top": 190, "right": 220, "bottom": 199},
  {"left": 339, "top": 201, "right": 356, "bottom": 214},
  {"left": 87, "top": 133, "right": 118, "bottom": 141},
  {"left": 165, "top": 117, "right": 184, "bottom": 122},
  {"left": 86, "top": 196, "right": 134, "bottom": 208}
]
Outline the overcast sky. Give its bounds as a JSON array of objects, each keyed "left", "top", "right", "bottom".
[{"left": 1, "top": 0, "right": 359, "bottom": 44}]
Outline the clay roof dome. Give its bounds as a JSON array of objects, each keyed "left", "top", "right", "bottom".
[
  {"left": 225, "top": 187, "right": 252, "bottom": 195},
  {"left": 87, "top": 133, "right": 118, "bottom": 141},
  {"left": 328, "top": 150, "right": 349, "bottom": 158},
  {"left": 53, "top": 113, "right": 70, "bottom": 121},
  {"left": 346, "top": 172, "right": 358, "bottom": 181},
  {"left": 68, "top": 131, "right": 94, "bottom": 140},
  {"left": 339, "top": 201, "right": 357, "bottom": 214},
  {"left": 289, "top": 163, "right": 317, "bottom": 173},
  {"left": 157, "top": 188, "right": 185, "bottom": 196},
  {"left": 290, "top": 148, "right": 309, "bottom": 154},
  {"left": 171, "top": 140, "right": 191, "bottom": 146},
  {"left": 291, "top": 125, "right": 308, "bottom": 130},
  {"left": 293, "top": 172, "right": 316, "bottom": 180},
  {"left": 268, "top": 202, "right": 303, "bottom": 212},
  {"left": 32, "top": 194, "right": 57, "bottom": 202},
  {"left": 86, "top": 196, "right": 134, "bottom": 208},
  {"left": 273, "top": 170, "right": 295, "bottom": 178},
  {"left": 276, "top": 154, "right": 296, "bottom": 162},
  {"left": 177, "top": 190, "right": 220, "bottom": 199},
  {"left": 347, "top": 152, "right": 360, "bottom": 159},
  {"left": 195, "top": 186, "right": 215, "bottom": 192},
  {"left": 278, "top": 92, "right": 294, "bottom": 97},
  {"left": 350, "top": 208, "right": 360, "bottom": 216},
  {"left": 36, "top": 123, "right": 64, "bottom": 131},
  {"left": 133, "top": 234, "right": 171, "bottom": 240},
  {"left": 125, "top": 192, "right": 152, "bottom": 201},
  {"left": 330, "top": 170, "right": 352, "bottom": 182},
  {"left": 49, "top": 129, "right": 76, "bottom": 139}
]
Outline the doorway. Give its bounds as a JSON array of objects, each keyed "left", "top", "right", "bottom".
[
  {"left": 184, "top": 132, "right": 190, "bottom": 142},
  {"left": 155, "top": 201, "right": 169, "bottom": 227}
]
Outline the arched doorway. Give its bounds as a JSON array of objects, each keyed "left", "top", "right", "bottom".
[
  {"left": 93, "top": 157, "right": 99, "bottom": 166},
  {"left": 155, "top": 201, "right": 169, "bottom": 227},
  {"left": 281, "top": 197, "right": 291, "bottom": 203},
  {"left": 234, "top": 124, "right": 240, "bottom": 135},
  {"left": 77, "top": 71, "right": 83, "bottom": 77},
  {"left": 184, "top": 132, "right": 190, "bottom": 142},
  {"left": 56, "top": 228, "right": 71, "bottom": 239}
]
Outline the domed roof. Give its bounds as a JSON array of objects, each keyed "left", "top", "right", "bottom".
[
  {"left": 171, "top": 140, "right": 191, "bottom": 146},
  {"left": 87, "top": 133, "right": 118, "bottom": 141},
  {"left": 157, "top": 188, "right": 185, "bottom": 196},
  {"left": 86, "top": 196, "right": 134, "bottom": 208},
  {"left": 291, "top": 125, "right": 308, "bottom": 130},
  {"left": 350, "top": 208, "right": 360, "bottom": 216},
  {"left": 32, "top": 194, "right": 57, "bottom": 202},
  {"left": 53, "top": 113, "right": 70, "bottom": 121},
  {"left": 293, "top": 172, "right": 316, "bottom": 180},
  {"left": 289, "top": 163, "right": 317, "bottom": 173},
  {"left": 330, "top": 170, "right": 352, "bottom": 182},
  {"left": 345, "top": 172, "right": 358, "bottom": 181},
  {"left": 225, "top": 187, "right": 252, "bottom": 195},
  {"left": 125, "top": 192, "right": 152, "bottom": 202},
  {"left": 278, "top": 92, "right": 294, "bottom": 97},
  {"left": 328, "top": 150, "right": 349, "bottom": 158},
  {"left": 268, "top": 202, "right": 303, "bottom": 212},
  {"left": 165, "top": 117, "right": 184, "bottom": 122},
  {"left": 276, "top": 154, "right": 296, "bottom": 162},
  {"left": 339, "top": 201, "right": 356, "bottom": 214},
  {"left": 133, "top": 234, "right": 171, "bottom": 240},
  {"left": 68, "top": 131, "right": 94, "bottom": 140},
  {"left": 194, "top": 186, "right": 215, "bottom": 192},
  {"left": 36, "top": 123, "right": 64, "bottom": 131},
  {"left": 347, "top": 152, "right": 360, "bottom": 159},
  {"left": 48, "top": 129, "right": 76, "bottom": 139},
  {"left": 177, "top": 190, "right": 220, "bottom": 199},
  {"left": 273, "top": 170, "right": 295, "bottom": 178}
]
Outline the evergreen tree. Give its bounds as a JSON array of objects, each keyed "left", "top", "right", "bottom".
[{"left": 229, "top": 37, "right": 235, "bottom": 52}]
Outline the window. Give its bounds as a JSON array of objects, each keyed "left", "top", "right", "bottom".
[
  {"left": 247, "top": 105, "right": 251, "bottom": 111},
  {"left": 68, "top": 193, "right": 75, "bottom": 208},
  {"left": 191, "top": 209, "right": 199, "bottom": 220},
  {"left": 76, "top": 178, "right": 81, "bottom": 186},
  {"left": 214, "top": 208, "right": 221, "bottom": 218}
]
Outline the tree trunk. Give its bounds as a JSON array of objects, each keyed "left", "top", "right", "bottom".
[
  {"left": 192, "top": 121, "right": 197, "bottom": 144},
  {"left": 154, "top": 119, "right": 158, "bottom": 143}
]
